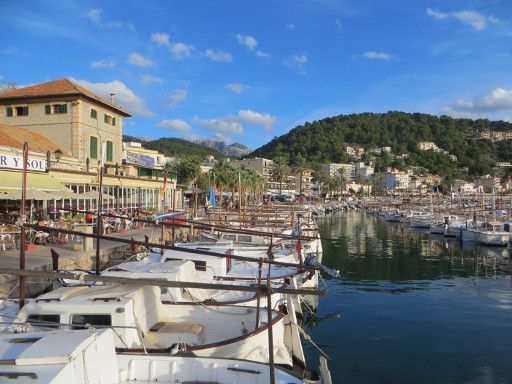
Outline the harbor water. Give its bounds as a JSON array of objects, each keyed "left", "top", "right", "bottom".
[{"left": 305, "top": 211, "right": 512, "bottom": 384}]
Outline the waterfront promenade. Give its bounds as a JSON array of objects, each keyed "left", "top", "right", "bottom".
[{"left": 0, "top": 226, "right": 161, "bottom": 297}]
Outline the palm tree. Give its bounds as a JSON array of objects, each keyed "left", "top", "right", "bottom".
[
  {"left": 271, "top": 156, "right": 290, "bottom": 197},
  {"left": 292, "top": 154, "right": 309, "bottom": 196},
  {"left": 334, "top": 168, "right": 347, "bottom": 199}
]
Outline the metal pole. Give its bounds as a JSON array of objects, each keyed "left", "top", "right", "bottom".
[
  {"left": 266, "top": 271, "right": 276, "bottom": 384},
  {"left": 95, "top": 162, "right": 104, "bottom": 275},
  {"left": 19, "top": 142, "right": 29, "bottom": 309},
  {"left": 254, "top": 258, "right": 263, "bottom": 331}
]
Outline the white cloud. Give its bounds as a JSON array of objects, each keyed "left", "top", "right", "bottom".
[
  {"left": 127, "top": 52, "right": 154, "bottom": 67},
  {"left": 224, "top": 83, "right": 249, "bottom": 94},
  {"left": 170, "top": 43, "right": 194, "bottom": 59},
  {"left": 426, "top": 8, "right": 498, "bottom": 31},
  {"left": 362, "top": 51, "right": 394, "bottom": 60},
  {"left": 205, "top": 49, "right": 232, "bottom": 62},
  {"left": 336, "top": 19, "right": 343, "bottom": 31},
  {"left": 150, "top": 32, "right": 194, "bottom": 59},
  {"left": 83, "top": 8, "right": 127, "bottom": 29},
  {"left": 140, "top": 74, "right": 163, "bottom": 85},
  {"left": 291, "top": 54, "right": 308, "bottom": 64},
  {"left": 150, "top": 32, "right": 170, "bottom": 45},
  {"left": 236, "top": 34, "right": 258, "bottom": 50},
  {"left": 84, "top": 8, "right": 102, "bottom": 23},
  {"left": 167, "top": 89, "right": 187, "bottom": 108},
  {"left": 237, "top": 109, "right": 276, "bottom": 131},
  {"left": 158, "top": 119, "right": 191, "bottom": 133},
  {"left": 450, "top": 88, "right": 512, "bottom": 113},
  {"left": 193, "top": 116, "right": 244, "bottom": 135},
  {"left": 90, "top": 59, "right": 116, "bottom": 68},
  {"left": 255, "top": 50, "right": 270, "bottom": 58},
  {"left": 286, "top": 23, "right": 296, "bottom": 31},
  {"left": 285, "top": 54, "right": 308, "bottom": 73},
  {"left": 71, "top": 78, "right": 154, "bottom": 116}
]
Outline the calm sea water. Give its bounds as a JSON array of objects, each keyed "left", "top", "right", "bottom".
[{"left": 305, "top": 211, "right": 512, "bottom": 384}]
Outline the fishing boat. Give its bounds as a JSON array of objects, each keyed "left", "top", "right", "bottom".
[
  {"left": 0, "top": 328, "right": 331, "bottom": 383},
  {"left": 13, "top": 285, "right": 300, "bottom": 367}
]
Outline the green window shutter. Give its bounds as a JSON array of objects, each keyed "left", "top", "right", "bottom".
[
  {"left": 62, "top": 104, "right": 67, "bottom": 113},
  {"left": 106, "top": 141, "right": 113, "bottom": 162},
  {"left": 91, "top": 109, "right": 97, "bottom": 119},
  {"left": 104, "top": 114, "right": 108, "bottom": 123},
  {"left": 112, "top": 117, "right": 116, "bottom": 126},
  {"left": 90, "top": 136, "right": 98, "bottom": 159},
  {"left": 22, "top": 106, "right": 29, "bottom": 116},
  {"left": 6, "top": 107, "right": 12, "bottom": 117},
  {"left": 45, "top": 105, "right": 51, "bottom": 114}
]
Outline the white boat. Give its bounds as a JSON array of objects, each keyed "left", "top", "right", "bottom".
[
  {"left": 13, "top": 285, "right": 300, "bottom": 367},
  {"left": 0, "top": 328, "right": 331, "bottom": 383}
]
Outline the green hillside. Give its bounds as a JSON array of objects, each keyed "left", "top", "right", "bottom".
[
  {"left": 249, "top": 111, "right": 512, "bottom": 177},
  {"left": 144, "top": 137, "right": 224, "bottom": 159}
]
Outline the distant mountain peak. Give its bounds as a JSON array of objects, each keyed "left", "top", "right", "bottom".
[{"left": 192, "top": 139, "right": 251, "bottom": 158}]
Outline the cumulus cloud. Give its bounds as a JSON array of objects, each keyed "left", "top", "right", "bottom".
[
  {"left": 285, "top": 54, "right": 308, "bottom": 73},
  {"left": 236, "top": 34, "right": 258, "bottom": 50},
  {"left": 204, "top": 49, "right": 232, "bottom": 62},
  {"left": 158, "top": 119, "right": 191, "bottom": 133},
  {"left": 150, "top": 32, "right": 170, "bottom": 45},
  {"left": 362, "top": 51, "right": 394, "bottom": 60},
  {"left": 167, "top": 89, "right": 187, "bottom": 109},
  {"left": 286, "top": 23, "right": 296, "bottom": 31},
  {"left": 84, "top": 8, "right": 102, "bottom": 23},
  {"left": 90, "top": 59, "right": 116, "bottom": 68},
  {"left": 193, "top": 116, "right": 244, "bottom": 135},
  {"left": 71, "top": 78, "right": 154, "bottom": 116},
  {"left": 140, "top": 74, "right": 163, "bottom": 85},
  {"left": 426, "top": 8, "right": 498, "bottom": 31},
  {"left": 127, "top": 52, "right": 154, "bottom": 67},
  {"left": 150, "top": 32, "right": 194, "bottom": 59},
  {"left": 449, "top": 88, "right": 512, "bottom": 113},
  {"left": 224, "top": 83, "right": 249, "bottom": 94},
  {"left": 237, "top": 109, "right": 276, "bottom": 131},
  {"left": 170, "top": 43, "right": 195, "bottom": 59},
  {"left": 83, "top": 8, "right": 128, "bottom": 29}
]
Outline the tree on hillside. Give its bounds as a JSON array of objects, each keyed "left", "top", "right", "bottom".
[
  {"left": 271, "top": 156, "right": 290, "bottom": 197},
  {"left": 165, "top": 157, "right": 201, "bottom": 186}
]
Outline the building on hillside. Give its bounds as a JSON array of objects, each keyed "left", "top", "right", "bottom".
[
  {"left": 478, "top": 131, "right": 512, "bottom": 141},
  {"left": 324, "top": 163, "right": 355, "bottom": 181},
  {"left": 375, "top": 171, "right": 410, "bottom": 191},
  {"left": 235, "top": 157, "right": 273, "bottom": 179},
  {"left": 354, "top": 162, "right": 374, "bottom": 180},
  {"left": 418, "top": 141, "right": 440, "bottom": 151},
  {"left": 453, "top": 180, "right": 476, "bottom": 195},
  {"left": 473, "top": 175, "right": 502, "bottom": 193},
  {"left": 0, "top": 79, "right": 178, "bottom": 211}
]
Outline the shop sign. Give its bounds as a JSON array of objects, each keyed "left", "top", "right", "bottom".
[
  {"left": 0, "top": 154, "right": 47, "bottom": 172},
  {"left": 126, "top": 151, "right": 155, "bottom": 167}
]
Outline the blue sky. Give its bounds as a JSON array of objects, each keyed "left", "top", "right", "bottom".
[{"left": 1, "top": 0, "right": 512, "bottom": 149}]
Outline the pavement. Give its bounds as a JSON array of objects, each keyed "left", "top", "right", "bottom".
[{"left": 0, "top": 226, "right": 163, "bottom": 298}]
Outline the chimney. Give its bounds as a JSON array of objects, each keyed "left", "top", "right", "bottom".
[{"left": 110, "top": 93, "right": 115, "bottom": 104}]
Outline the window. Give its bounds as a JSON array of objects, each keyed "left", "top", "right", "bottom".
[
  {"left": 71, "top": 314, "right": 112, "bottom": 330},
  {"left": 104, "top": 114, "right": 116, "bottom": 126},
  {"left": 91, "top": 109, "right": 97, "bottom": 119},
  {"left": 106, "top": 141, "right": 113, "bottom": 162},
  {"left": 45, "top": 105, "right": 51, "bottom": 114},
  {"left": 27, "top": 314, "right": 60, "bottom": 328},
  {"left": 192, "top": 260, "right": 207, "bottom": 271},
  {"left": 14, "top": 106, "right": 28, "bottom": 116},
  {"left": 6, "top": 107, "right": 12, "bottom": 117},
  {"left": 90, "top": 136, "right": 98, "bottom": 159},
  {"left": 53, "top": 104, "right": 67, "bottom": 114}
]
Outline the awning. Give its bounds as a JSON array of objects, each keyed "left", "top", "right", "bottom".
[{"left": 0, "top": 170, "right": 69, "bottom": 193}]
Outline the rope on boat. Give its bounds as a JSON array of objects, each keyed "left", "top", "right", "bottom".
[{"left": 295, "top": 322, "right": 331, "bottom": 361}]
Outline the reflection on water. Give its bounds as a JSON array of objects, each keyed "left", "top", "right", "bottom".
[{"left": 305, "top": 211, "right": 512, "bottom": 384}]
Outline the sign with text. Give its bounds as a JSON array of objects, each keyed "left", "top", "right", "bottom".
[
  {"left": 125, "top": 151, "right": 155, "bottom": 168},
  {"left": 0, "top": 154, "right": 47, "bottom": 172}
]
